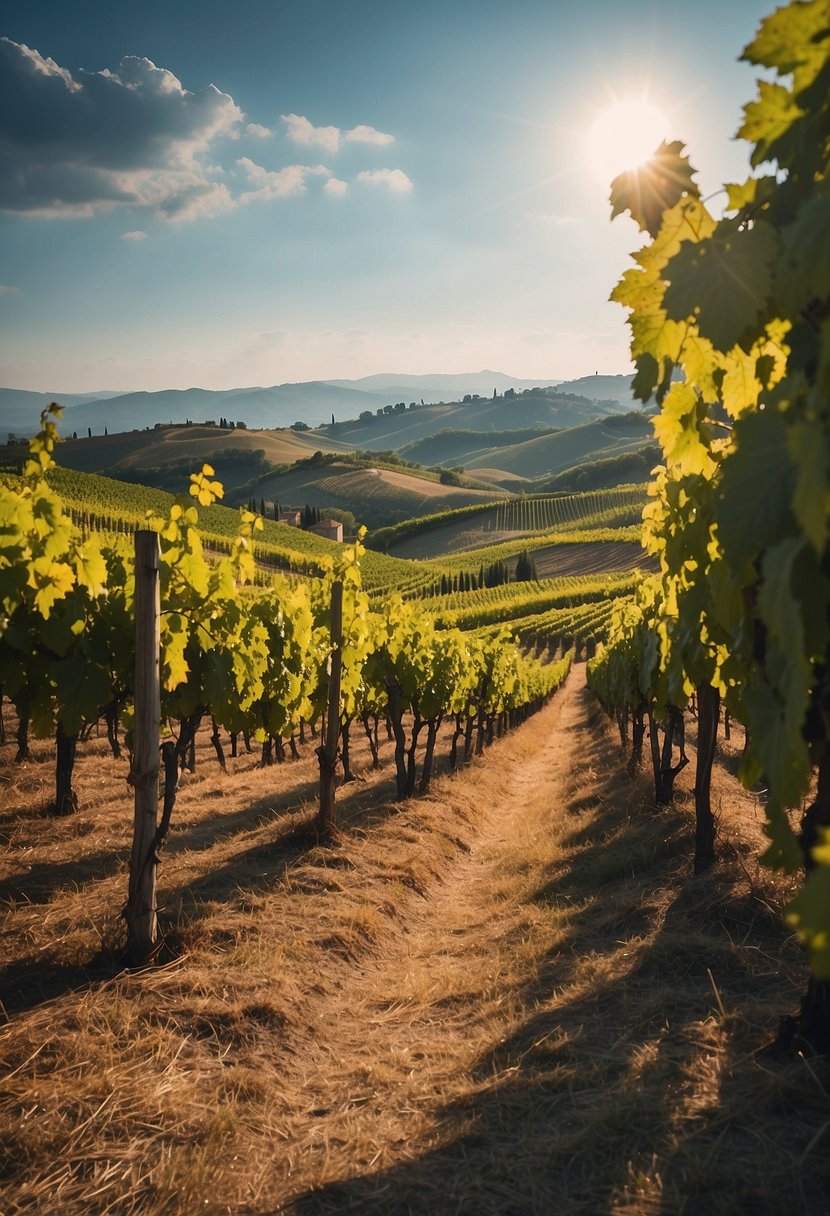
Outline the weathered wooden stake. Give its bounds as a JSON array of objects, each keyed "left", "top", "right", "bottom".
[
  {"left": 317, "top": 579, "right": 343, "bottom": 836},
  {"left": 126, "top": 530, "right": 161, "bottom": 963}
]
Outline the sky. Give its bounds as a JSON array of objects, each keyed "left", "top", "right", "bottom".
[{"left": 0, "top": 0, "right": 774, "bottom": 393}]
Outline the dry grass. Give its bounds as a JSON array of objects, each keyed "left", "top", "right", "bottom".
[{"left": 1, "top": 675, "right": 829, "bottom": 1215}]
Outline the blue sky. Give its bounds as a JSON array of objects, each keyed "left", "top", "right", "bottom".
[{"left": 1, "top": 0, "right": 773, "bottom": 392}]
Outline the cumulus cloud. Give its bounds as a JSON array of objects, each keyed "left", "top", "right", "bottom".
[
  {"left": 283, "top": 114, "right": 395, "bottom": 154},
  {"left": 246, "top": 122, "right": 272, "bottom": 138},
  {"left": 356, "top": 168, "right": 413, "bottom": 194},
  {"left": 343, "top": 124, "right": 394, "bottom": 146},
  {"left": 0, "top": 283, "right": 20, "bottom": 294},
  {"left": 0, "top": 37, "right": 243, "bottom": 220},
  {"left": 122, "top": 229, "right": 147, "bottom": 241},
  {"left": 324, "top": 177, "right": 348, "bottom": 197},
  {"left": 237, "top": 157, "right": 330, "bottom": 202},
  {"left": 281, "top": 113, "right": 340, "bottom": 154}
]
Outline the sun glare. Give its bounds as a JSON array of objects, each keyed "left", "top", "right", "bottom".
[{"left": 588, "top": 100, "right": 667, "bottom": 181}]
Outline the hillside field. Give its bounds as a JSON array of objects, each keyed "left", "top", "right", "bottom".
[{"left": 225, "top": 461, "right": 506, "bottom": 529}]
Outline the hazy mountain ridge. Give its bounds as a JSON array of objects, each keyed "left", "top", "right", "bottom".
[{"left": 0, "top": 371, "right": 636, "bottom": 436}]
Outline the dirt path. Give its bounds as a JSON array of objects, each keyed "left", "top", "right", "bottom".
[{"left": 271, "top": 669, "right": 588, "bottom": 1208}]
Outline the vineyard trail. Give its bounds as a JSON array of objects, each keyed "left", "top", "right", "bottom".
[{"left": 3, "top": 668, "right": 828, "bottom": 1215}]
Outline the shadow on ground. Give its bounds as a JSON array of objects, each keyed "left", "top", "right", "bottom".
[{"left": 285, "top": 687, "right": 825, "bottom": 1216}]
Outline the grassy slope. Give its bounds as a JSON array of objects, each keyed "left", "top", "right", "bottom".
[
  {"left": 327, "top": 390, "right": 631, "bottom": 451},
  {"left": 399, "top": 426, "right": 558, "bottom": 469},
  {"left": 465, "top": 414, "right": 653, "bottom": 482},
  {"left": 224, "top": 462, "right": 505, "bottom": 529},
  {"left": 53, "top": 426, "right": 353, "bottom": 490},
  {"left": 0, "top": 672, "right": 824, "bottom": 1214}
]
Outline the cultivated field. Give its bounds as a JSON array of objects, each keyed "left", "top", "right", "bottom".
[
  {"left": 235, "top": 463, "right": 504, "bottom": 529},
  {"left": 532, "top": 539, "right": 658, "bottom": 578}
]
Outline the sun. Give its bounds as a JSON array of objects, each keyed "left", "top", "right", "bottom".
[{"left": 588, "top": 100, "right": 667, "bottom": 181}]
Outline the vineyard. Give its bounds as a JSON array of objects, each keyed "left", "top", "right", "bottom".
[
  {"left": 0, "top": 410, "right": 578, "bottom": 953},
  {"left": 15, "top": 465, "right": 437, "bottom": 594},
  {"left": 2, "top": 1, "right": 830, "bottom": 1212},
  {"left": 372, "top": 483, "right": 648, "bottom": 558},
  {"left": 418, "top": 570, "right": 637, "bottom": 632}
]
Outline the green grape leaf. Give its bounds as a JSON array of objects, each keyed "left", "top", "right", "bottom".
[
  {"left": 716, "top": 408, "right": 795, "bottom": 568},
  {"left": 33, "top": 560, "right": 75, "bottom": 618},
  {"left": 738, "top": 81, "right": 805, "bottom": 166},
  {"left": 680, "top": 331, "right": 722, "bottom": 403},
  {"left": 720, "top": 345, "right": 762, "bottom": 417},
  {"left": 663, "top": 219, "right": 777, "bottom": 353},
  {"left": 610, "top": 141, "right": 700, "bottom": 238},
  {"left": 788, "top": 844, "right": 830, "bottom": 977},
  {"left": 778, "top": 190, "right": 830, "bottom": 315},
  {"left": 744, "top": 680, "right": 811, "bottom": 811},
  {"left": 652, "top": 382, "right": 714, "bottom": 476},
  {"left": 741, "top": 0, "right": 830, "bottom": 89},
  {"left": 758, "top": 541, "right": 810, "bottom": 736},
  {"left": 760, "top": 797, "right": 806, "bottom": 872},
  {"left": 631, "top": 353, "right": 660, "bottom": 403},
  {"left": 788, "top": 420, "right": 829, "bottom": 554}
]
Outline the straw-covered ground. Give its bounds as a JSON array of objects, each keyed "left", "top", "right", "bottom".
[{"left": 1, "top": 670, "right": 829, "bottom": 1215}]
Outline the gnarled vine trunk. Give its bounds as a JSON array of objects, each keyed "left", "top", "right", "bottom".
[
  {"left": 693, "top": 683, "right": 720, "bottom": 874},
  {"left": 53, "top": 724, "right": 79, "bottom": 816}
]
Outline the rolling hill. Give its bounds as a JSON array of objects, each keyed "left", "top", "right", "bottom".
[
  {"left": 463, "top": 413, "right": 653, "bottom": 483},
  {"left": 326, "top": 388, "right": 635, "bottom": 452},
  {"left": 52, "top": 424, "right": 353, "bottom": 492},
  {"left": 224, "top": 460, "right": 505, "bottom": 529}
]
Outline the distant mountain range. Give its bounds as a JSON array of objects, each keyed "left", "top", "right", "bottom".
[{"left": 0, "top": 371, "right": 636, "bottom": 437}]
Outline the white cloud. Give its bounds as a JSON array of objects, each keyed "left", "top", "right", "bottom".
[
  {"left": 237, "top": 157, "right": 330, "bottom": 201},
  {"left": 0, "top": 283, "right": 20, "bottom": 295},
  {"left": 246, "top": 122, "right": 272, "bottom": 138},
  {"left": 282, "top": 114, "right": 396, "bottom": 154},
  {"left": 356, "top": 168, "right": 413, "bottom": 194},
  {"left": 281, "top": 113, "right": 340, "bottom": 154},
  {"left": 344, "top": 124, "right": 394, "bottom": 146},
  {"left": 15, "top": 40, "right": 81, "bottom": 93},
  {"left": 0, "top": 38, "right": 243, "bottom": 220},
  {"left": 122, "top": 229, "right": 147, "bottom": 241},
  {"left": 324, "top": 177, "right": 348, "bottom": 197}
]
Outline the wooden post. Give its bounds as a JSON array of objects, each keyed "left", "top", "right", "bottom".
[
  {"left": 126, "top": 530, "right": 161, "bottom": 963},
  {"left": 317, "top": 580, "right": 343, "bottom": 837}
]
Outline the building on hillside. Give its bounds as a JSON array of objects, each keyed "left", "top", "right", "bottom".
[
  {"left": 309, "top": 518, "right": 343, "bottom": 543},
  {"left": 279, "top": 510, "right": 302, "bottom": 528}
]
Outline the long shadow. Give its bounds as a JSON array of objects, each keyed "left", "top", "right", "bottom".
[
  {"left": 156, "top": 758, "right": 416, "bottom": 925},
  {"left": 0, "top": 847, "right": 128, "bottom": 908},
  {"left": 154, "top": 713, "right": 482, "bottom": 927},
  {"left": 0, "top": 951, "right": 126, "bottom": 1020},
  {"left": 287, "top": 684, "right": 819, "bottom": 1215},
  {"left": 0, "top": 725, "right": 452, "bottom": 1019},
  {"left": 0, "top": 767, "right": 323, "bottom": 912}
]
